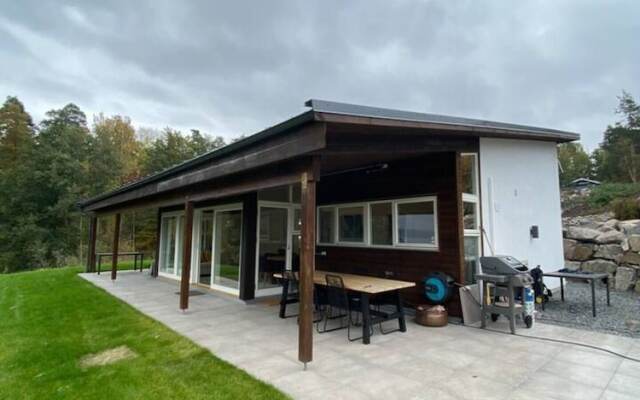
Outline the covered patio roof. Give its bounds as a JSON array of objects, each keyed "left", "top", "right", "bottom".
[{"left": 78, "top": 99, "right": 578, "bottom": 213}]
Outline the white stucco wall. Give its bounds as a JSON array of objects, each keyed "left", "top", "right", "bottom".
[{"left": 479, "top": 138, "right": 564, "bottom": 283}]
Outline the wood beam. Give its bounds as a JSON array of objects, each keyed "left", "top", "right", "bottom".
[
  {"left": 86, "top": 215, "right": 97, "bottom": 273},
  {"left": 179, "top": 201, "right": 194, "bottom": 310},
  {"left": 83, "top": 123, "right": 326, "bottom": 212},
  {"left": 111, "top": 213, "right": 121, "bottom": 281},
  {"left": 298, "top": 158, "right": 319, "bottom": 367},
  {"left": 455, "top": 152, "right": 465, "bottom": 284}
]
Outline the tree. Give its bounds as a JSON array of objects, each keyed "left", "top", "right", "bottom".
[
  {"left": 558, "top": 143, "right": 592, "bottom": 186},
  {"left": 90, "top": 114, "right": 141, "bottom": 194},
  {"left": 29, "top": 104, "right": 93, "bottom": 268},
  {"left": 140, "top": 128, "right": 226, "bottom": 175},
  {"left": 593, "top": 92, "right": 640, "bottom": 182},
  {"left": 0, "top": 97, "right": 43, "bottom": 272},
  {"left": 0, "top": 96, "right": 34, "bottom": 169}
]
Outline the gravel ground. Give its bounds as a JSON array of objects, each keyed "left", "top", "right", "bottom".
[{"left": 537, "top": 280, "right": 640, "bottom": 338}]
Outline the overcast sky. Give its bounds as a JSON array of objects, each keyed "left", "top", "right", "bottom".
[{"left": 1, "top": 1, "right": 638, "bottom": 150}]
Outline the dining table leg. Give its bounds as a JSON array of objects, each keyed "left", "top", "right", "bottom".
[
  {"left": 395, "top": 290, "right": 406, "bottom": 332},
  {"left": 361, "top": 293, "right": 371, "bottom": 344}
]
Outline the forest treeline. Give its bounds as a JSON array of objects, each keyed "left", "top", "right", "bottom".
[{"left": 0, "top": 97, "right": 230, "bottom": 273}]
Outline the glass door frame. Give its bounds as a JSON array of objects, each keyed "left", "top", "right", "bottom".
[
  {"left": 192, "top": 203, "right": 244, "bottom": 296},
  {"left": 254, "top": 201, "right": 301, "bottom": 297},
  {"left": 158, "top": 210, "right": 185, "bottom": 279}
]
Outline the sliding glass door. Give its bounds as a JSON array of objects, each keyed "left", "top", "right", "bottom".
[
  {"left": 255, "top": 203, "right": 301, "bottom": 296},
  {"left": 159, "top": 212, "right": 183, "bottom": 277},
  {"left": 197, "top": 210, "right": 214, "bottom": 285},
  {"left": 213, "top": 209, "right": 242, "bottom": 291},
  {"left": 193, "top": 205, "right": 243, "bottom": 295}
]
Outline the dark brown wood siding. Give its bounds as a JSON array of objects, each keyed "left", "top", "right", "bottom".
[{"left": 315, "top": 152, "right": 464, "bottom": 315}]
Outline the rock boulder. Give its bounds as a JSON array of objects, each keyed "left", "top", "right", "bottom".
[
  {"left": 564, "top": 261, "right": 581, "bottom": 271},
  {"left": 595, "top": 230, "right": 626, "bottom": 244},
  {"left": 581, "top": 259, "right": 618, "bottom": 274},
  {"left": 619, "top": 220, "right": 640, "bottom": 235},
  {"left": 563, "top": 239, "right": 577, "bottom": 260},
  {"left": 594, "top": 244, "right": 624, "bottom": 263},
  {"left": 614, "top": 267, "right": 638, "bottom": 291},
  {"left": 566, "top": 226, "right": 600, "bottom": 242},
  {"left": 572, "top": 243, "right": 595, "bottom": 261},
  {"left": 622, "top": 252, "right": 640, "bottom": 266},
  {"left": 628, "top": 235, "right": 640, "bottom": 252}
]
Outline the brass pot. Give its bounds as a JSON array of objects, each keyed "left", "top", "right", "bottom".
[{"left": 415, "top": 305, "right": 448, "bottom": 327}]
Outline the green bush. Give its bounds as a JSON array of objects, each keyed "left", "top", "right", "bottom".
[
  {"left": 612, "top": 198, "right": 640, "bottom": 220},
  {"left": 588, "top": 183, "right": 640, "bottom": 207}
]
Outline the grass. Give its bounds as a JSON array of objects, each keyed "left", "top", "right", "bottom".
[
  {"left": 0, "top": 267, "right": 288, "bottom": 400},
  {"left": 96, "top": 258, "right": 153, "bottom": 272}
]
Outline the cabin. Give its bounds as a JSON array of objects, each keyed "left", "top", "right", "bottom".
[{"left": 78, "top": 99, "right": 579, "bottom": 365}]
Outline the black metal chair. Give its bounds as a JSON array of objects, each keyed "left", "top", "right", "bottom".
[
  {"left": 316, "top": 274, "right": 371, "bottom": 341},
  {"left": 279, "top": 270, "right": 299, "bottom": 319},
  {"left": 370, "top": 272, "right": 403, "bottom": 335}
]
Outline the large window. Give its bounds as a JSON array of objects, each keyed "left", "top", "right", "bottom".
[
  {"left": 396, "top": 200, "right": 437, "bottom": 246},
  {"left": 370, "top": 202, "right": 392, "bottom": 245},
  {"left": 317, "top": 196, "right": 438, "bottom": 250},
  {"left": 461, "top": 153, "right": 481, "bottom": 283},
  {"left": 338, "top": 206, "right": 365, "bottom": 243}
]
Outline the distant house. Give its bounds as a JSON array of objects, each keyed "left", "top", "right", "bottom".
[
  {"left": 567, "top": 178, "right": 601, "bottom": 188},
  {"left": 78, "top": 99, "right": 579, "bottom": 364}
]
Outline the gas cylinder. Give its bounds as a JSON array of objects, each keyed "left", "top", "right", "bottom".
[{"left": 523, "top": 287, "right": 534, "bottom": 328}]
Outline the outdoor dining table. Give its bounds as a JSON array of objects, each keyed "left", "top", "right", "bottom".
[
  {"left": 274, "top": 270, "right": 416, "bottom": 344},
  {"left": 543, "top": 270, "right": 610, "bottom": 317}
]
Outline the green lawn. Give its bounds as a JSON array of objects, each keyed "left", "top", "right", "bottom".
[{"left": 0, "top": 267, "right": 288, "bottom": 400}]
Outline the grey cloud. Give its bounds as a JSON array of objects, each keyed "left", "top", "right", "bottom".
[{"left": 0, "top": 0, "right": 638, "bottom": 149}]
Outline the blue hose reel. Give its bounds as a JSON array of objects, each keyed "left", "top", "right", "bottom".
[{"left": 423, "top": 272, "right": 455, "bottom": 304}]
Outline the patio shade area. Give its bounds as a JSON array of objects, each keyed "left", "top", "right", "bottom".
[{"left": 81, "top": 271, "right": 640, "bottom": 400}]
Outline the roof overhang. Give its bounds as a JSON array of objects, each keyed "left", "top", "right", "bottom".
[{"left": 79, "top": 99, "right": 580, "bottom": 213}]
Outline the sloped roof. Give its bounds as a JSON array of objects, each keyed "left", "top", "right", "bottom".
[{"left": 79, "top": 99, "right": 579, "bottom": 209}]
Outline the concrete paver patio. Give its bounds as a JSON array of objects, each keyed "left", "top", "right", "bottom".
[{"left": 80, "top": 271, "right": 640, "bottom": 400}]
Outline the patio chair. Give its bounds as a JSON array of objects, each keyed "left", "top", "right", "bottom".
[
  {"left": 316, "top": 274, "right": 371, "bottom": 341},
  {"left": 279, "top": 269, "right": 299, "bottom": 319}
]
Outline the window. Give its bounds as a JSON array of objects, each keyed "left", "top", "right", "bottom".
[
  {"left": 370, "top": 202, "right": 392, "bottom": 245},
  {"left": 317, "top": 196, "right": 438, "bottom": 250},
  {"left": 338, "top": 206, "right": 365, "bottom": 243},
  {"left": 464, "top": 236, "right": 480, "bottom": 284},
  {"left": 396, "top": 199, "right": 437, "bottom": 247},
  {"left": 463, "top": 201, "right": 478, "bottom": 230},
  {"left": 461, "top": 153, "right": 478, "bottom": 195},
  {"left": 318, "top": 207, "right": 335, "bottom": 244},
  {"left": 462, "top": 153, "right": 481, "bottom": 282}
]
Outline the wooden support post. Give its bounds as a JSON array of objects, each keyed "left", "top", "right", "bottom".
[
  {"left": 299, "top": 160, "right": 318, "bottom": 367},
  {"left": 179, "top": 201, "right": 194, "bottom": 311},
  {"left": 111, "top": 213, "right": 121, "bottom": 281},
  {"left": 87, "top": 215, "right": 97, "bottom": 273},
  {"left": 152, "top": 208, "right": 162, "bottom": 278}
]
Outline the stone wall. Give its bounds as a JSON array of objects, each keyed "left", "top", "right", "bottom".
[{"left": 563, "top": 213, "right": 640, "bottom": 292}]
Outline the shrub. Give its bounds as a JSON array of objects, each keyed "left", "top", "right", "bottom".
[
  {"left": 612, "top": 198, "right": 640, "bottom": 220},
  {"left": 588, "top": 183, "right": 640, "bottom": 207}
]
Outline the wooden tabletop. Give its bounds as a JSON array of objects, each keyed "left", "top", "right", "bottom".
[{"left": 274, "top": 270, "right": 415, "bottom": 294}]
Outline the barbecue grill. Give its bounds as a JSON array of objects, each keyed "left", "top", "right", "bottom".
[{"left": 477, "top": 255, "right": 534, "bottom": 334}]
